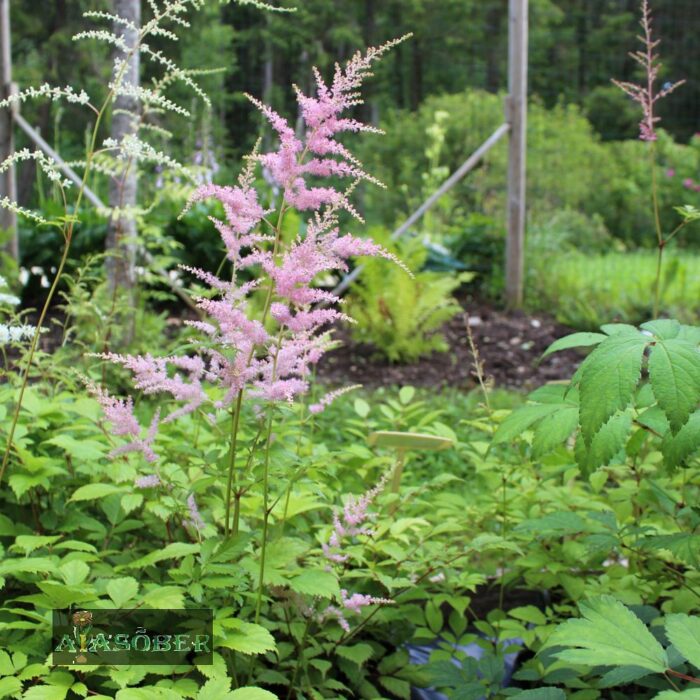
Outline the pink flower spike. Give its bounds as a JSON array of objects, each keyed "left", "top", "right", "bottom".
[
  {"left": 612, "top": 1, "right": 684, "bottom": 142},
  {"left": 309, "top": 384, "right": 362, "bottom": 414}
]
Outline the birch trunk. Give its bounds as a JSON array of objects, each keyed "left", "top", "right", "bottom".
[{"left": 106, "top": 0, "right": 140, "bottom": 306}]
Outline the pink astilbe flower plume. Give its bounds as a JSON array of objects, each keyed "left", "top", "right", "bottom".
[
  {"left": 95, "top": 38, "right": 411, "bottom": 466},
  {"left": 86, "top": 381, "right": 160, "bottom": 463},
  {"left": 612, "top": 1, "right": 684, "bottom": 142}
]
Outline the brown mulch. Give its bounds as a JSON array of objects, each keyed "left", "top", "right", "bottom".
[{"left": 316, "top": 303, "right": 583, "bottom": 392}]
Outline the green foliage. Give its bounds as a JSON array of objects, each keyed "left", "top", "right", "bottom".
[
  {"left": 347, "top": 230, "right": 471, "bottom": 362},
  {"left": 526, "top": 250, "right": 700, "bottom": 329},
  {"left": 495, "top": 319, "right": 700, "bottom": 472}
]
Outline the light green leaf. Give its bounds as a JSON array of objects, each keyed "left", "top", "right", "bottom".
[
  {"left": 0, "top": 558, "right": 55, "bottom": 577},
  {"left": 542, "top": 332, "right": 607, "bottom": 358},
  {"left": 197, "top": 678, "right": 231, "bottom": 700},
  {"left": 59, "top": 560, "right": 90, "bottom": 586},
  {"left": 653, "top": 691, "right": 700, "bottom": 699},
  {"left": 116, "top": 688, "right": 181, "bottom": 700},
  {"left": 354, "top": 397, "right": 370, "bottom": 418},
  {"left": 336, "top": 643, "right": 374, "bottom": 666},
  {"left": 69, "top": 484, "right": 125, "bottom": 502},
  {"left": 218, "top": 620, "right": 276, "bottom": 655},
  {"left": 532, "top": 407, "right": 578, "bottom": 457},
  {"left": 0, "top": 676, "right": 22, "bottom": 699},
  {"left": 121, "top": 494, "right": 143, "bottom": 515},
  {"left": 578, "top": 334, "right": 648, "bottom": 444},
  {"left": 0, "top": 651, "right": 13, "bottom": 676},
  {"left": 399, "top": 386, "right": 416, "bottom": 404},
  {"left": 23, "top": 686, "right": 68, "bottom": 700},
  {"left": 492, "top": 403, "right": 560, "bottom": 444},
  {"left": 516, "top": 511, "right": 588, "bottom": 536},
  {"left": 662, "top": 411, "right": 700, "bottom": 469},
  {"left": 510, "top": 691, "right": 566, "bottom": 700},
  {"left": 107, "top": 577, "right": 139, "bottom": 607},
  {"left": 576, "top": 411, "right": 632, "bottom": 474},
  {"left": 666, "top": 614, "right": 700, "bottom": 669},
  {"left": 123, "top": 543, "right": 200, "bottom": 569},
  {"left": 141, "top": 586, "right": 184, "bottom": 610},
  {"left": 641, "top": 319, "right": 681, "bottom": 339},
  {"left": 288, "top": 571, "right": 339, "bottom": 599},
  {"left": 229, "top": 689, "right": 278, "bottom": 700},
  {"left": 46, "top": 435, "right": 107, "bottom": 461},
  {"left": 601, "top": 324, "right": 639, "bottom": 336},
  {"left": 11, "top": 535, "right": 61, "bottom": 555},
  {"left": 544, "top": 595, "right": 668, "bottom": 672},
  {"left": 649, "top": 338, "right": 700, "bottom": 434}
]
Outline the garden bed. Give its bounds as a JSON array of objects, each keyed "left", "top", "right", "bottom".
[{"left": 317, "top": 301, "right": 582, "bottom": 390}]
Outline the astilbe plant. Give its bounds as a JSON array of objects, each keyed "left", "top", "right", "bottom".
[
  {"left": 612, "top": 0, "right": 696, "bottom": 318},
  {"left": 91, "top": 36, "right": 410, "bottom": 625}
]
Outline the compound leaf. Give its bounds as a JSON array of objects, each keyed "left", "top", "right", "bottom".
[{"left": 544, "top": 595, "right": 668, "bottom": 672}]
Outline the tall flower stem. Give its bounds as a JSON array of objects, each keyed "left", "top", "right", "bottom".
[
  {"left": 224, "top": 390, "right": 244, "bottom": 537},
  {"left": 650, "top": 142, "right": 665, "bottom": 318},
  {"left": 254, "top": 406, "right": 275, "bottom": 624}
]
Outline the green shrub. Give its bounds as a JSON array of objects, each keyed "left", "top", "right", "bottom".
[{"left": 346, "top": 230, "right": 471, "bottom": 363}]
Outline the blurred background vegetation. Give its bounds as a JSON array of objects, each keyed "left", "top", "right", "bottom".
[{"left": 6, "top": 0, "right": 700, "bottom": 346}]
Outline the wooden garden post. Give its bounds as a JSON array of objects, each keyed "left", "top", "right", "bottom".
[
  {"left": 0, "top": 0, "right": 18, "bottom": 261},
  {"left": 505, "top": 0, "right": 528, "bottom": 307}
]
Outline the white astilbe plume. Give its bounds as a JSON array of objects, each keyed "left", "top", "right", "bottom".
[{"left": 0, "top": 84, "right": 90, "bottom": 111}]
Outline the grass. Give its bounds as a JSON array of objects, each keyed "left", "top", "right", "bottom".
[{"left": 526, "top": 250, "right": 700, "bottom": 329}]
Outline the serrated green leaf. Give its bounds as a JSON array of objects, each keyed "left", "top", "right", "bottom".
[
  {"left": 492, "top": 404, "right": 560, "bottom": 444},
  {"left": 544, "top": 595, "right": 667, "bottom": 672},
  {"left": 0, "top": 558, "right": 55, "bottom": 577},
  {"left": 576, "top": 412, "right": 632, "bottom": 474},
  {"left": 509, "top": 690, "right": 566, "bottom": 700},
  {"left": 378, "top": 676, "right": 410, "bottom": 699},
  {"left": 598, "top": 664, "right": 651, "bottom": 688},
  {"left": 123, "top": 543, "right": 200, "bottom": 569},
  {"left": 532, "top": 407, "right": 578, "bottom": 456},
  {"left": 46, "top": 435, "right": 107, "bottom": 461},
  {"left": 107, "top": 577, "right": 139, "bottom": 607},
  {"left": 0, "top": 676, "right": 22, "bottom": 699},
  {"left": 662, "top": 411, "right": 700, "bottom": 468},
  {"left": 666, "top": 614, "right": 700, "bottom": 669},
  {"left": 12, "top": 535, "right": 61, "bottom": 555},
  {"left": 288, "top": 571, "right": 338, "bottom": 599},
  {"left": 640, "top": 534, "right": 700, "bottom": 567},
  {"left": 197, "top": 678, "right": 231, "bottom": 700},
  {"left": 23, "top": 686, "right": 69, "bottom": 700},
  {"left": 336, "top": 643, "right": 374, "bottom": 666},
  {"left": 69, "top": 483, "right": 125, "bottom": 502},
  {"left": 649, "top": 338, "right": 700, "bottom": 434},
  {"left": 59, "top": 560, "right": 90, "bottom": 586},
  {"left": 219, "top": 620, "right": 276, "bottom": 655},
  {"left": 578, "top": 334, "right": 648, "bottom": 444},
  {"left": 542, "top": 332, "right": 607, "bottom": 358},
  {"left": 229, "top": 689, "right": 278, "bottom": 700},
  {"left": 601, "top": 324, "right": 639, "bottom": 336},
  {"left": 641, "top": 319, "right": 681, "bottom": 339},
  {"left": 516, "top": 511, "right": 588, "bottom": 536}
]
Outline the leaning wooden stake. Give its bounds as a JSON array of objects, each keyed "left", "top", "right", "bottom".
[
  {"left": 505, "top": 0, "right": 529, "bottom": 307},
  {"left": 0, "top": 0, "right": 17, "bottom": 261}
]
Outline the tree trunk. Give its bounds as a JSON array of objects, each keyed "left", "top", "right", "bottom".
[{"left": 106, "top": 0, "right": 140, "bottom": 308}]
